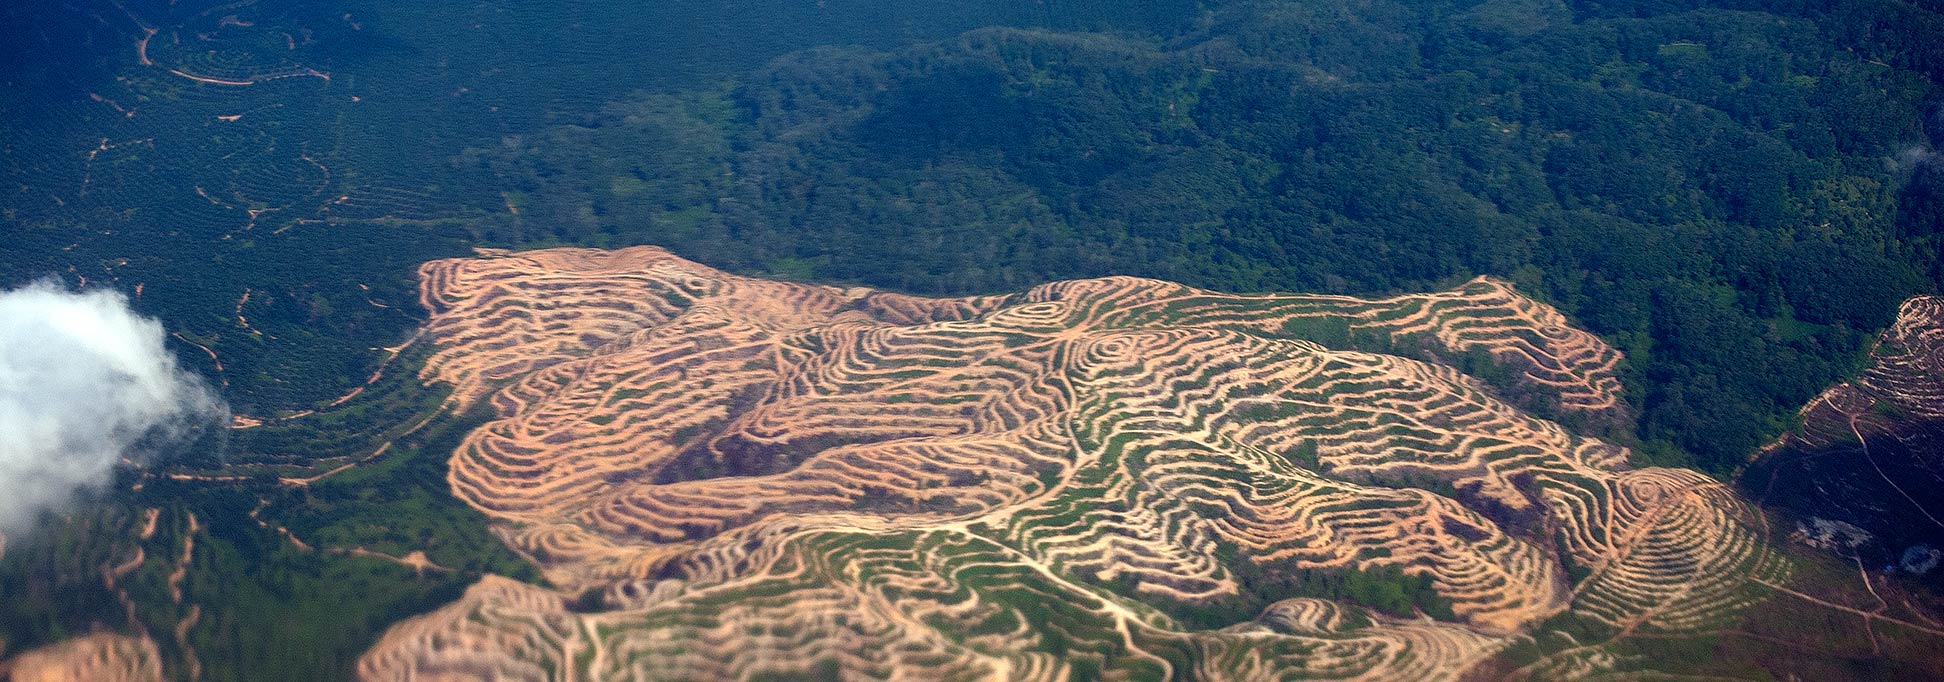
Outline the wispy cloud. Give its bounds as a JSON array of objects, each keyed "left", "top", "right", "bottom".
[
  {"left": 0, "top": 281, "right": 222, "bottom": 533},
  {"left": 1896, "top": 145, "right": 1939, "bottom": 171}
]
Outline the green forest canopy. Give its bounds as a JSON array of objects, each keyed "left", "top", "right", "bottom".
[
  {"left": 459, "top": 1, "right": 1944, "bottom": 473},
  {"left": 3, "top": 0, "right": 1942, "bottom": 477}
]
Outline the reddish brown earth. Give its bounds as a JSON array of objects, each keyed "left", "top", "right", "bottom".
[{"left": 343, "top": 246, "right": 1785, "bottom": 680}]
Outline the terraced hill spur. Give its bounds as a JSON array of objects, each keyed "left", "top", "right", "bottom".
[
  {"left": 356, "top": 246, "right": 1786, "bottom": 680},
  {"left": 1749, "top": 296, "right": 1944, "bottom": 571}
]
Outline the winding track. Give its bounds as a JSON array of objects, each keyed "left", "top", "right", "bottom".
[{"left": 354, "top": 246, "right": 1782, "bottom": 680}]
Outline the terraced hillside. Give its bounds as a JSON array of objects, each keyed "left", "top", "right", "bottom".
[
  {"left": 335, "top": 246, "right": 1803, "bottom": 680},
  {"left": 1748, "top": 297, "right": 1944, "bottom": 570},
  {"left": 0, "top": 633, "right": 164, "bottom": 682}
]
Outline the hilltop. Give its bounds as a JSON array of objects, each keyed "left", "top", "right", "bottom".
[{"left": 358, "top": 246, "right": 1778, "bottom": 680}]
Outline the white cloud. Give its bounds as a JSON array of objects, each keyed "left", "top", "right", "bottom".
[{"left": 0, "top": 281, "right": 221, "bottom": 532}]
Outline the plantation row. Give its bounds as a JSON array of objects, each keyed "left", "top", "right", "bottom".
[{"left": 352, "top": 246, "right": 1784, "bottom": 680}]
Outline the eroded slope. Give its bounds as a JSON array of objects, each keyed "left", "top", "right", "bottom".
[{"left": 360, "top": 246, "right": 1782, "bottom": 680}]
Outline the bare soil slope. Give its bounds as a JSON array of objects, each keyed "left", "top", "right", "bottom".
[{"left": 357, "top": 246, "right": 1786, "bottom": 680}]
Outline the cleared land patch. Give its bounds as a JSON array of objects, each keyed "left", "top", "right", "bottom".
[
  {"left": 357, "top": 246, "right": 1784, "bottom": 680},
  {"left": 1749, "top": 297, "right": 1944, "bottom": 568}
]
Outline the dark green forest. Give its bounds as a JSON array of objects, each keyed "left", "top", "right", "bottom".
[
  {"left": 461, "top": 0, "right": 1944, "bottom": 473},
  {"left": 7, "top": 0, "right": 1942, "bottom": 475},
  {"left": 11, "top": 0, "right": 1944, "bottom": 472}
]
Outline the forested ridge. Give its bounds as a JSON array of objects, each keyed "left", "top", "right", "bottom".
[
  {"left": 462, "top": 0, "right": 1944, "bottom": 473},
  {"left": 3, "top": 0, "right": 1940, "bottom": 471},
  {"left": 0, "top": 0, "right": 1215, "bottom": 415}
]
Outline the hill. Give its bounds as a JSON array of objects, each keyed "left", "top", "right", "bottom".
[
  {"left": 1747, "top": 296, "right": 1944, "bottom": 571},
  {"left": 355, "top": 246, "right": 1790, "bottom": 680},
  {"left": 5, "top": 0, "right": 1944, "bottom": 678},
  {"left": 4, "top": 0, "right": 1942, "bottom": 473}
]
